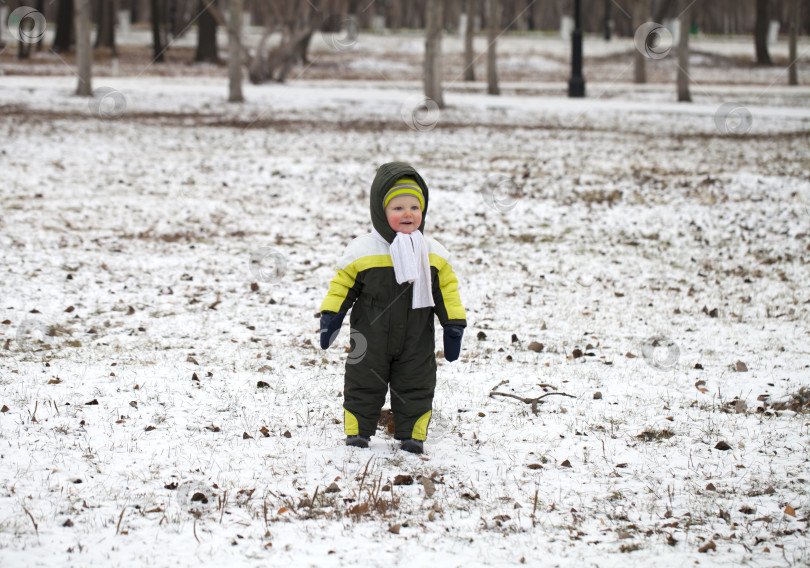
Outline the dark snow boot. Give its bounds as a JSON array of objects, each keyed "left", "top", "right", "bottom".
[
  {"left": 400, "top": 438, "right": 424, "bottom": 454},
  {"left": 346, "top": 435, "right": 370, "bottom": 448}
]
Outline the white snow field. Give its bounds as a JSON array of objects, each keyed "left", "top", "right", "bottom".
[{"left": 1, "top": 30, "right": 810, "bottom": 568}]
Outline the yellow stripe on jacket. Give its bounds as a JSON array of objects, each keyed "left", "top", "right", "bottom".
[{"left": 320, "top": 233, "right": 466, "bottom": 326}]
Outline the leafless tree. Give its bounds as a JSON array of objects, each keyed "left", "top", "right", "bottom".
[
  {"left": 195, "top": 0, "right": 220, "bottom": 63},
  {"left": 486, "top": 0, "right": 499, "bottom": 95},
  {"left": 75, "top": 0, "right": 92, "bottom": 96},
  {"left": 789, "top": 0, "right": 800, "bottom": 85},
  {"left": 151, "top": 0, "right": 165, "bottom": 62},
  {"left": 633, "top": 0, "right": 648, "bottom": 84},
  {"left": 228, "top": 0, "right": 244, "bottom": 102},
  {"left": 754, "top": 0, "right": 772, "bottom": 65},
  {"left": 248, "top": 1, "right": 322, "bottom": 84},
  {"left": 464, "top": 0, "right": 475, "bottom": 81},
  {"left": 677, "top": 0, "right": 691, "bottom": 102},
  {"left": 424, "top": 0, "right": 444, "bottom": 107},
  {"left": 95, "top": 0, "right": 118, "bottom": 55},
  {"left": 53, "top": 0, "right": 74, "bottom": 53}
]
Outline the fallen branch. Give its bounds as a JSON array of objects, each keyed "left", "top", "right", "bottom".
[{"left": 489, "top": 391, "right": 575, "bottom": 414}]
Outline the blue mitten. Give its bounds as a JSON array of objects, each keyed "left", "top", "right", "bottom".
[
  {"left": 443, "top": 325, "right": 464, "bottom": 362},
  {"left": 320, "top": 312, "right": 346, "bottom": 349}
]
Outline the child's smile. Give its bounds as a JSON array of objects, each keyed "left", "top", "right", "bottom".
[{"left": 384, "top": 195, "right": 423, "bottom": 234}]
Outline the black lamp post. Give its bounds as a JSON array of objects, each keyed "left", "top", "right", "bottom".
[{"left": 568, "top": 0, "right": 586, "bottom": 97}]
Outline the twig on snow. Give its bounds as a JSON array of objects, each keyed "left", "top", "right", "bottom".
[
  {"left": 116, "top": 506, "right": 126, "bottom": 535},
  {"left": 489, "top": 391, "right": 575, "bottom": 414},
  {"left": 358, "top": 456, "right": 373, "bottom": 495},
  {"left": 23, "top": 505, "right": 39, "bottom": 539}
]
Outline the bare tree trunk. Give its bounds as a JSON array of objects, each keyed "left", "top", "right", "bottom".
[
  {"left": 424, "top": 0, "right": 444, "bottom": 107},
  {"left": 789, "top": 0, "right": 799, "bottom": 85},
  {"left": 95, "top": 0, "right": 118, "bottom": 55},
  {"left": 53, "top": 0, "right": 75, "bottom": 53},
  {"left": 633, "top": 0, "right": 647, "bottom": 84},
  {"left": 653, "top": 0, "right": 676, "bottom": 23},
  {"left": 151, "top": 0, "right": 165, "bottom": 62},
  {"left": 75, "top": 0, "right": 93, "bottom": 96},
  {"left": 464, "top": 0, "right": 475, "bottom": 81},
  {"left": 755, "top": 0, "right": 772, "bottom": 65},
  {"left": 486, "top": 0, "right": 499, "bottom": 95},
  {"left": 228, "top": 0, "right": 244, "bottom": 102},
  {"left": 677, "top": 2, "right": 691, "bottom": 102},
  {"left": 248, "top": 1, "right": 319, "bottom": 84},
  {"left": 195, "top": 0, "right": 219, "bottom": 63},
  {"left": 35, "top": 0, "right": 45, "bottom": 51}
]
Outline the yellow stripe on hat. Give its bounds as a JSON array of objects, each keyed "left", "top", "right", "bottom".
[{"left": 383, "top": 179, "right": 425, "bottom": 210}]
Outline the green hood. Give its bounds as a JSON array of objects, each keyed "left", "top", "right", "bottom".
[{"left": 370, "top": 162, "right": 429, "bottom": 244}]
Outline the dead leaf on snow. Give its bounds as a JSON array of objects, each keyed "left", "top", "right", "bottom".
[
  {"left": 420, "top": 477, "right": 436, "bottom": 497},
  {"left": 698, "top": 540, "right": 716, "bottom": 553},
  {"left": 527, "top": 342, "right": 543, "bottom": 353},
  {"left": 393, "top": 475, "right": 413, "bottom": 486},
  {"left": 349, "top": 503, "right": 369, "bottom": 515}
]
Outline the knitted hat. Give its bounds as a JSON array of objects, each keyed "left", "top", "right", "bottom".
[{"left": 383, "top": 178, "right": 425, "bottom": 211}]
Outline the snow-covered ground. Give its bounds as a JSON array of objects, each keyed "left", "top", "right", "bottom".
[{"left": 1, "top": 30, "right": 810, "bottom": 568}]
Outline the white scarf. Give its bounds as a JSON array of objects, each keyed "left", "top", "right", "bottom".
[{"left": 373, "top": 228, "right": 434, "bottom": 309}]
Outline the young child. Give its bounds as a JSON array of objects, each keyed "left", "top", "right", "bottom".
[{"left": 319, "top": 162, "right": 466, "bottom": 454}]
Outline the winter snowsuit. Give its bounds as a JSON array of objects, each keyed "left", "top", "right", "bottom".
[{"left": 320, "top": 162, "right": 466, "bottom": 441}]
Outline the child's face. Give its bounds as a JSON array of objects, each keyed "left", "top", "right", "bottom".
[{"left": 384, "top": 195, "right": 422, "bottom": 234}]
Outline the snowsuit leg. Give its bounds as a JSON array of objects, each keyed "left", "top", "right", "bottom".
[
  {"left": 343, "top": 288, "right": 437, "bottom": 440},
  {"left": 389, "top": 320, "right": 436, "bottom": 440}
]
